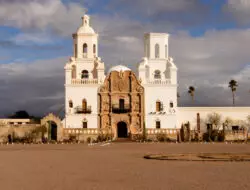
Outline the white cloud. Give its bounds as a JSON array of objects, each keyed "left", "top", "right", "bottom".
[
  {"left": 225, "top": 0, "right": 250, "bottom": 25},
  {"left": 233, "top": 65, "right": 250, "bottom": 82},
  {"left": 13, "top": 33, "right": 54, "bottom": 45},
  {"left": 227, "top": 0, "right": 250, "bottom": 11},
  {"left": 0, "top": 0, "right": 86, "bottom": 36},
  {"left": 171, "top": 29, "right": 250, "bottom": 79},
  {"left": 115, "top": 36, "right": 139, "bottom": 43}
]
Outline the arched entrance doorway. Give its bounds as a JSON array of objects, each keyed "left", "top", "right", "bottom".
[
  {"left": 47, "top": 121, "right": 57, "bottom": 141},
  {"left": 117, "top": 122, "right": 128, "bottom": 138}
]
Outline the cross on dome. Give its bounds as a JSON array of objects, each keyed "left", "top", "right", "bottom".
[
  {"left": 76, "top": 14, "right": 95, "bottom": 34},
  {"left": 82, "top": 15, "right": 90, "bottom": 26}
]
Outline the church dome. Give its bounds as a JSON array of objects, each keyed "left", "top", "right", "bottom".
[
  {"left": 108, "top": 65, "right": 131, "bottom": 73},
  {"left": 77, "top": 25, "right": 95, "bottom": 34},
  {"left": 76, "top": 15, "right": 95, "bottom": 35}
]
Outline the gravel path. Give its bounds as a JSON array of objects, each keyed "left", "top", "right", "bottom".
[{"left": 0, "top": 143, "right": 250, "bottom": 190}]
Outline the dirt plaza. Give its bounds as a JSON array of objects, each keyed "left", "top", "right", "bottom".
[{"left": 0, "top": 143, "right": 250, "bottom": 190}]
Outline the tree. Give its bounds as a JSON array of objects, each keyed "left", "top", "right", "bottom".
[
  {"left": 188, "top": 86, "right": 195, "bottom": 102},
  {"left": 177, "top": 92, "right": 180, "bottom": 98},
  {"left": 206, "top": 113, "right": 223, "bottom": 142},
  {"left": 224, "top": 117, "right": 234, "bottom": 129},
  {"left": 206, "top": 112, "right": 222, "bottom": 130},
  {"left": 247, "top": 115, "right": 250, "bottom": 132},
  {"left": 177, "top": 92, "right": 180, "bottom": 104},
  {"left": 247, "top": 115, "right": 250, "bottom": 123},
  {"left": 8, "top": 110, "right": 30, "bottom": 119},
  {"left": 228, "top": 79, "right": 238, "bottom": 106}
]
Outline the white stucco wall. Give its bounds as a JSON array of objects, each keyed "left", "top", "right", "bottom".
[
  {"left": 65, "top": 85, "right": 100, "bottom": 128},
  {"left": 144, "top": 85, "right": 178, "bottom": 129}
]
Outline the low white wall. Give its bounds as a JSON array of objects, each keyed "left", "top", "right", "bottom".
[{"left": 177, "top": 107, "right": 250, "bottom": 131}]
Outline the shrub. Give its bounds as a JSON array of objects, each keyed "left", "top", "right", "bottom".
[
  {"left": 218, "top": 131, "right": 225, "bottom": 142},
  {"left": 68, "top": 134, "right": 77, "bottom": 143},
  {"left": 203, "top": 130, "right": 224, "bottom": 142},
  {"left": 132, "top": 134, "right": 144, "bottom": 142},
  {"left": 87, "top": 137, "right": 92, "bottom": 144},
  {"left": 97, "top": 133, "right": 110, "bottom": 142},
  {"left": 49, "top": 140, "right": 57, "bottom": 144},
  {"left": 156, "top": 133, "right": 169, "bottom": 142}
]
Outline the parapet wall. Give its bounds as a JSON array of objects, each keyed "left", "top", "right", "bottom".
[{"left": 0, "top": 124, "right": 42, "bottom": 143}]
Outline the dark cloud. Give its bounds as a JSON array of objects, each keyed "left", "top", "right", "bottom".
[
  {"left": 0, "top": 57, "right": 66, "bottom": 117},
  {"left": 0, "top": 40, "right": 64, "bottom": 50}
]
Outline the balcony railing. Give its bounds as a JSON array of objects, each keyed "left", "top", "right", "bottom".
[
  {"left": 75, "top": 106, "right": 92, "bottom": 114},
  {"left": 71, "top": 79, "right": 99, "bottom": 85},
  {"left": 147, "top": 79, "right": 171, "bottom": 85},
  {"left": 112, "top": 104, "right": 131, "bottom": 114}
]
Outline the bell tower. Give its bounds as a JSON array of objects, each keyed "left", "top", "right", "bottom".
[
  {"left": 137, "top": 33, "right": 178, "bottom": 130},
  {"left": 64, "top": 14, "right": 105, "bottom": 129},
  {"left": 73, "top": 15, "right": 98, "bottom": 59}
]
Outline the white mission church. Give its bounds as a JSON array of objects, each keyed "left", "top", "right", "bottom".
[{"left": 63, "top": 15, "right": 250, "bottom": 140}]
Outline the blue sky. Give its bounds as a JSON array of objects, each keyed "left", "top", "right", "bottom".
[{"left": 0, "top": 0, "right": 250, "bottom": 117}]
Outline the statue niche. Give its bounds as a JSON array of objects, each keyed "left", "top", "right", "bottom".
[{"left": 102, "top": 95, "right": 109, "bottom": 112}]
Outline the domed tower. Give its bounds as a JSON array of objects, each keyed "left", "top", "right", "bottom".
[
  {"left": 64, "top": 15, "right": 105, "bottom": 129},
  {"left": 73, "top": 15, "right": 98, "bottom": 59}
]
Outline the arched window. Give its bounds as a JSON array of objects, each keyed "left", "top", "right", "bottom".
[
  {"left": 69, "top": 100, "right": 73, "bottom": 108},
  {"left": 93, "top": 44, "right": 96, "bottom": 54},
  {"left": 82, "top": 99, "right": 87, "bottom": 111},
  {"left": 170, "top": 101, "right": 174, "bottom": 108},
  {"left": 165, "top": 44, "right": 168, "bottom": 58},
  {"left": 154, "top": 70, "right": 161, "bottom": 79},
  {"left": 83, "top": 43, "right": 88, "bottom": 57},
  {"left": 81, "top": 70, "right": 89, "bottom": 79},
  {"left": 156, "top": 101, "right": 162, "bottom": 112},
  {"left": 71, "top": 65, "right": 76, "bottom": 79},
  {"left": 155, "top": 44, "right": 160, "bottom": 58},
  {"left": 156, "top": 120, "right": 161, "bottom": 129}
]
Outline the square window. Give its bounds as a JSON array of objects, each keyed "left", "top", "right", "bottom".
[
  {"left": 156, "top": 121, "right": 161, "bottom": 129},
  {"left": 82, "top": 122, "right": 87, "bottom": 128}
]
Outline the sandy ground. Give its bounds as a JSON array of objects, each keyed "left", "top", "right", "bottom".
[{"left": 0, "top": 143, "right": 250, "bottom": 190}]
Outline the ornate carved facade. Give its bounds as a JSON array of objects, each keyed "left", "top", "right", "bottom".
[{"left": 98, "top": 70, "right": 145, "bottom": 138}]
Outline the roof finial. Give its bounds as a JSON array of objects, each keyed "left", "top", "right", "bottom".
[{"left": 81, "top": 14, "right": 90, "bottom": 26}]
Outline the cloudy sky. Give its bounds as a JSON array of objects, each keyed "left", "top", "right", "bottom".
[{"left": 0, "top": 0, "right": 250, "bottom": 117}]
